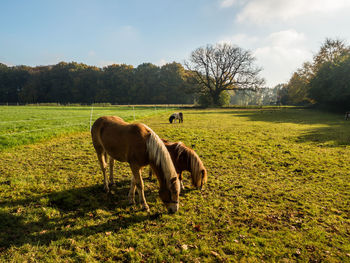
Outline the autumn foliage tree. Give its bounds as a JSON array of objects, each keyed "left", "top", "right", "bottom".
[{"left": 282, "top": 38, "right": 350, "bottom": 110}]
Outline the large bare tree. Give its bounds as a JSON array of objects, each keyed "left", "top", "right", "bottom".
[{"left": 185, "top": 43, "right": 265, "bottom": 106}]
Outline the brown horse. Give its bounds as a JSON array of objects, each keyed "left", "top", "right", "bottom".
[
  {"left": 91, "top": 116, "right": 180, "bottom": 213},
  {"left": 149, "top": 139, "right": 207, "bottom": 190}
]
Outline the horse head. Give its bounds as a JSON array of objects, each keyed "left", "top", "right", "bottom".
[
  {"left": 158, "top": 177, "right": 180, "bottom": 213},
  {"left": 169, "top": 115, "right": 175, "bottom": 123},
  {"left": 192, "top": 167, "right": 207, "bottom": 190}
]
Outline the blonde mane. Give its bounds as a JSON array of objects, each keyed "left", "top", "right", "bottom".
[{"left": 143, "top": 124, "right": 178, "bottom": 185}]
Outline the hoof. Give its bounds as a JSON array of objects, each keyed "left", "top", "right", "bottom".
[{"left": 143, "top": 205, "right": 150, "bottom": 212}]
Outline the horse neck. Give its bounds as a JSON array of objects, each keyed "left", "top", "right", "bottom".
[
  {"left": 150, "top": 163, "right": 167, "bottom": 187},
  {"left": 179, "top": 144, "right": 203, "bottom": 179},
  {"left": 173, "top": 143, "right": 191, "bottom": 171}
]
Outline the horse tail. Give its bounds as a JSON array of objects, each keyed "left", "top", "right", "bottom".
[
  {"left": 179, "top": 112, "right": 183, "bottom": 122},
  {"left": 91, "top": 117, "right": 105, "bottom": 153},
  {"left": 91, "top": 117, "right": 103, "bottom": 150},
  {"left": 143, "top": 124, "right": 178, "bottom": 184},
  {"left": 91, "top": 117, "right": 108, "bottom": 167}
]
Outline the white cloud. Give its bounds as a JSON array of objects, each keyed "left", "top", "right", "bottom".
[
  {"left": 219, "top": 33, "right": 258, "bottom": 48},
  {"left": 264, "top": 29, "right": 306, "bottom": 48},
  {"left": 218, "top": 29, "right": 313, "bottom": 86},
  {"left": 219, "top": 0, "right": 236, "bottom": 8},
  {"left": 219, "top": 0, "right": 247, "bottom": 8},
  {"left": 220, "top": 0, "right": 350, "bottom": 24},
  {"left": 156, "top": 59, "right": 167, "bottom": 66},
  {"left": 253, "top": 29, "right": 312, "bottom": 86}
]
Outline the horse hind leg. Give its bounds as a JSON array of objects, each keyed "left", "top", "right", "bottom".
[
  {"left": 128, "top": 176, "right": 136, "bottom": 205},
  {"left": 96, "top": 150, "right": 109, "bottom": 192}
]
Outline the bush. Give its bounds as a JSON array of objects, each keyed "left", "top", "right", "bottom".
[{"left": 196, "top": 91, "right": 230, "bottom": 107}]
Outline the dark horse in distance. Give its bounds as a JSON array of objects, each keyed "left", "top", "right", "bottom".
[{"left": 169, "top": 112, "right": 183, "bottom": 123}]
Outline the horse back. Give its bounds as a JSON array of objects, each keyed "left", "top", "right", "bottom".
[
  {"left": 91, "top": 116, "right": 149, "bottom": 165},
  {"left": 162, "top": 141, "right": 188, "bottom": 173}
]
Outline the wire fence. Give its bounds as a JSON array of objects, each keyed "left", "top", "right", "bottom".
[{"left": 0, "top": 105, "right": 175, "bottom": 138}]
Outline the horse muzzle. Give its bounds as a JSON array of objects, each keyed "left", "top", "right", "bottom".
[{"left": 167, "top": 203, "right": 179, "bottom": 214}]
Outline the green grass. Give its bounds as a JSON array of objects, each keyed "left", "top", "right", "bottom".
[
  {"left": 0, "top": 108, "right": 349, "bottom": 262},
  {"left": 0, "top": 105, "right": 172, "bottom": 150}
]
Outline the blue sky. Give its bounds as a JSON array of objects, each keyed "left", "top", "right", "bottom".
[{"left": 1, "top": 0, "right": 350, "bottom": 87}]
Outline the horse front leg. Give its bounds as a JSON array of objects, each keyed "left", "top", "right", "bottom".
[
  {"left": 179, "top": 171, "right": 185, "bottom": 190},
  {"left": 128, "top": 177, "right": 136, "bottom": 205},
  {"left": 130, "top": 164, "right": 149, "bottom": 212}
]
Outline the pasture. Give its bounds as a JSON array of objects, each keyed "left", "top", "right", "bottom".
[
  {"left": 0, "top": 105, "right": 171, "bottom": 150},
  {"left": 0, "top": 108, "right": 349, "bottom": 262}
]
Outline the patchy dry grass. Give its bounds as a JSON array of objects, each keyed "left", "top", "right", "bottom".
[{"left": 0, "top": 108, "right": 349, "bottom": 262}]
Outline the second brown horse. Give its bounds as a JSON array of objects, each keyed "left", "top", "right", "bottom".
[{"left": 149, "top": 139, "right": 207, "bottom": 190}]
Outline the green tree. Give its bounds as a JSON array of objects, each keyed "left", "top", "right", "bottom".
[
  {"left": 309, "top": 54, "right": 350, "bottom": 111},
  {"left": 159, "top": 62, "right": 194, "bottom": 104},
  {"left": 185, "top": 43, "right": 264, "bottom": 106},
  {"left": 132, "top": 63, "right": 160, "bottom": 104},
  {"left": 103, "top": 64, "right": 134, "bottom": 104},
  {"left": 284, "top": 62, "right": 313, "bottom": 105}
]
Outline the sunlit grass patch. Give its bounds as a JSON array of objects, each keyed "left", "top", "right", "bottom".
[{"left": 0, "top": 105, "right": 173, "bottom": 150}]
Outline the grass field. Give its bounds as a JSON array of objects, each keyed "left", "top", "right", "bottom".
[
  {"left": 0, "top": 105, "right": 172, "bottom": 150},
  {"left": 0, "top": 108, "right": 349, "bottom": 262}
]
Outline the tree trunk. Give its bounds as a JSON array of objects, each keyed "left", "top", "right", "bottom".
[{"left": 212, "top": 90, "right": 221, "bottom": 106}]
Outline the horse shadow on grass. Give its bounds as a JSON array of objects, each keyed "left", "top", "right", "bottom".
[{"left": 0, "top": 178, "right": 165, "bottom": 249}]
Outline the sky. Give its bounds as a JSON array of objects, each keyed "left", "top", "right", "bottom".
[{"left": 1, "top": 0, "right": 350, "bottom": 87}]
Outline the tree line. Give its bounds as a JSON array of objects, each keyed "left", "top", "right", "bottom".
[
  {"left": 0, "top": 61, "right": 195, "bottom": 105},
  {"left": 3, "top": 39, "right": 349, "bottom": 110},
  {"left": 277, "top": 38, "right": 350, "bottom": 112},
  {"left": 0, "top": 43, "right": 267, "bottom": 106}
]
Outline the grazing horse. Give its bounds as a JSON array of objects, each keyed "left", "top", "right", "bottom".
[
  {"left": 91, "top": 116, "right": 180, "bottom": 213},
  {"left": 345, "top": 112, "right": 350, "bottom": 120},
  {"left": 149, "top": 139, "right": 207, "bottom": 190},
  {"left": 169, "top": 112, "right": 183, "bottom": 123}
]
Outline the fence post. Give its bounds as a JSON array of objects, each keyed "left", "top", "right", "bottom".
[{"left": 89, "top": 106, "right": 94, "bottom": 131}]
